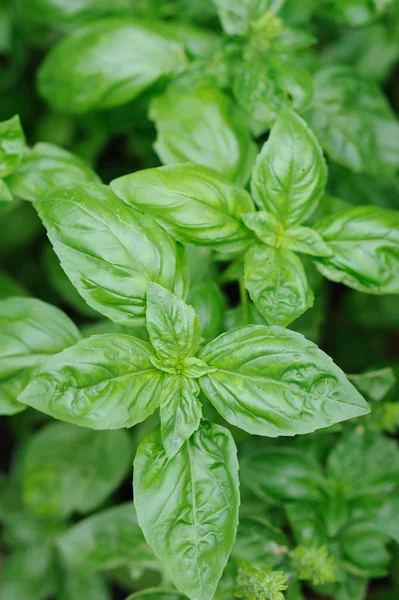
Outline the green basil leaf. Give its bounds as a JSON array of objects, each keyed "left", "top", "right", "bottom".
[
  {"left": 146, "top": 283, "right": 200, "bottom": 362},
  {"left": 233, "top": 516, "right": 290, "bottom": 565},
  {"left": 241, "top": 211, "right": 282, "bottom": 247},
  {"left": 0, "top": 544, "right": 56, "bottom": 600},
  {"left": 187, "top": 281, "right": 226, "bottom": 343},
  {"left": 0, "top": 178, "right": 13, "bottom": 204},
  {"left": 19, "top": 334, "right": 163, "bottom": 429},
  {"left": 149, "top": 87, "right": 257, "bottom": 185},
  {"left": 7, "top": 142, "right": 100, "bottom": 202},
  {"left": 213, "top": 0, "right": 285, "bottom": 36},
  {"left": 126, "top": 591, "right": 185, "bottom": 600},
  {"left": 348, "top": 367, "right": 396, "bottom": 402},
  {"left": 283, "top": 225, "right": 333, "bottom": 257},
  {"left": 111, "top": 163, "right": 255, "bottom": 254},
  {"left": 314, "top": 206, "right": 399, "bottom": 294},
  {"left": 286, "top": 502, "right": 327, "bottom": 546},
  {"left": 35, "top": 183, "right": 187, "bottom": 326},
  {"left": 0, "top": 297, "right": 80, "bottom": 416},
  {"left": 19, "top": 0, "right": 132, "bottom": 29},
  {"left": 57, "top": 571, "right": 110, "bottom": 600},
  {"left": 241, "top": 447, "right": 324, "bottom": 504},
  {"left": 22, "top": 422, "right": 131, "bottom": 519},
  {"left": 341, "top": 519, "right": 390, "bottom": 578},
  {"left": 304, "top": 66, "right": 399, "bottom": 174},
  {"left": 134, "top": 420, "right": 239, "bottom": 600},
  {"left": 372, "top": 490, "right": 399, "bottom": 544},
  {"left": 0, "top": 115, "right": 26, "bottom": 178},
  {"left": 326, "top": 429, "right": 399, "bottom": 506},
  {"left": 0, "top": 269, "right": 27, "bottom": 300},
  {"left": 57, "top": 503, "right": 158, "bottom": 574},
  {"left": 334, "top": 577, "right": 368, "bottom": 600},
  {"left": 160, "top": 375, "right": 202, "bottom": 458},
  {"left": 321, "top": 0, "right": 390, "bottom": 26},
  {"left": 199, "top": 325, "right": 370, "bottom": 436},
  {"left": 38, "top": 18, "right": 186, "bottom": 114},
  {"left": 251, "top": 107, "right": 327, "bottom": 226},
  {"left": 244, "top": 244, "right": 314, "bottom": 326}
]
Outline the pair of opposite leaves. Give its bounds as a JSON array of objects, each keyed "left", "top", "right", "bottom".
[{"left": 20, "top": 283, "right": 369, "bottom": 600}]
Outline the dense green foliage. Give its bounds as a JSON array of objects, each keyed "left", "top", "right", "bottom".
[{"left": 1, "top": 1, "right": 399, "bottom": 599}]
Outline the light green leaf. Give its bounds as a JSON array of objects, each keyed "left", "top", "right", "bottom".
[
  {"left": 241, "top": 211, "right": 282, "bottom": 247},
  {"left": 57, "top": 571, "right": 110, "bottom": 600},
  {"left": 283, "top": 225, "right": 333, "bottom": 257},
  {"left": 134, "top": 421, "right": 239, "bottom": 600},
  {"left": 19, "top": 334, "right": 163, "bottom": 429},
  {"left": 187, "top": 281, "right": 226, "bottom": 343},
  {"left": 57, "top": 503, "right": 158, "bottom": 574},
  {"left": 160, "top": 375, "right": 202, "bottom": 458},
  {"left": 348, "top": 367, "right": 396, "bottom": 402},
  {"left": 149, "top": 87, "right": 257, "bottom": 185},
  {"left": 0, "top": 544, "right": 56, "bottom": 600},
  {"left": 38, "top": 18, "right": 186, "bottom": 114},
  {"left": 0, "top": 297, "right": 80, "bottom": 416},
  {"left": 7, "top": 142, "right": 100, "bottom": 202},
  {"left": 213, "top": 0, "right": 285, "bottom": 36},
  {"left": 146, "top": 283, "right": 200, "bottom": 363},
  {"left": 251, "top": 107, "right": 327, "bottom": 226},
  {"left": 241, "top": 447, "right": 324, "bottom": 503},
  {"left": 111, "top": 163, "right": 255, "bottom": 254},
  {"left": 22, "top": 422, "right": 131, "bottom": 519},
  {"left": 315, "top": 206, "right": 399, "bottom": 294},
  {"left": 244, "top": 244, "right": 314, "bottom": 326},
  {"left": 35, "top": 183, "right": 187, "bottom": 326},
  {"left": 304, "top": 66, "right": 399, "bottom": 174},
  {"left": 0, "top": 115, "right": 27, "bottom": 178},
  {"left": 199, "top": 325, "right": 370, "bottom": 436}
]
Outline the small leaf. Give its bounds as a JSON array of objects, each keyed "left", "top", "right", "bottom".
[
  {"left": 149, "top": 87, "right": 257, "bottom": 185},
  {"left": 134, "top": 421, "right": 239, "bottom": 600},
  {"left": 283, "top": 225, "right": 333, "bottom": 257},
  {"left": 111, "top": 163, "right": 255, "bottom": 254},
  {"left": 348, "top": 367, "right": 396, "bottom": 402},
  {"left": 146, "top": 283, "right": 200, "bottom": 363},
  {"left": 251, "top": 107, "right": 327, "bottom": 226},
  {"left": 19, "top": 334, "right": 163, "bottom": 429},
  {"left": 57, "top": 503, "right": 158, "bottom": 574},
  {"left": 0, "top": 297, "right": 80, "bottom": 416},
  {"left": 160, "top": 376, "right": 202, "bottom": 458},
  {"left": 35, "top": 183, "right": 187, "bottom": 326},
  {"left": 0, "top": 115, "right": 27, "bottom": 178},
  {"left": 199, "top": 325, "right": 370, "bottom": 436},
  {"left": 315, "top": 205, "right": 399, "bottom": 294},
  {"left": 241, "top": 211, "right": 282, "bottom": 247},
  {"left": 244, "top": 244, "right": 314, "bottom": 326},
  {"left": 22, "top": 422, "right": 131, "bottom": 519}
]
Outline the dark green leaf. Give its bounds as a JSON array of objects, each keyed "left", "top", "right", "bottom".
[
  {"left": 372, "top": 491, "right": 399, "bottom": 544},
  {"left": 134, "top": 421, "right": 239, "bottom": 600},
  {"left": 341, "top": 519, "right": 390, "bottom": 578},
  {"left": 348, "top": 367, "right": 396, "bottom": 402},
  {"left": 233, "top": 516, "right": 290, "bottom": 565}
]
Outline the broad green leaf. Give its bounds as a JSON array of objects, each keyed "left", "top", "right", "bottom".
[
  {"left": 341, "top": 519, "right": 390, "bottom": 578},
  {"left": 241, "top": 211, "right": 282, "bottom": 248},
  {"left": 286, "top": 502, "right": 327, "bottom": 547},
  {"left": 326, "top": 429, "right": 399, "bottom": 506},
  {"left": 0, "top": 269, "right": 27, "bottom": 299},
  {"left": 111, "top": 163, "right": 255, "bottom": 254},
  {"left": 160, "top": 375, "right": 202, "bottom": 458},
  {"left": 38, "top": 18, "right": 186, "bottom": 114},
  {"left": 304, "top": 66, "right": 399, "bottom": 174},
  {"left": 57, "top": 571, "right": 110, "bottom": 600},
  {"left": 233, "top": 516, "right": 290, "bottom": 565},
  {"left": 0, "top": 297, "right": 80, "bottom": 415},
  {"left": 0, "top": 544, "right": 56, "bottom": 600},
  {"left": 188, "top": 281, "right": 226, "bottom": 343},
  {"left": 251, "top": 107, "right": 327, "bottom": 226},
  {"left": 35, "top": 183, "right": 187, "bottom": 326},
  {"left": 7, "top": 142, "right": 100, "bottom": 202},
  {"left": 149, "top": 87, "right": 257, "bottom": 185},
  {"left": 57, "top": 503, "right": 158, "bottom": 574},
  {"left": 348, "top": 367, "right": 396, "bottom": 402},
  {"left": 19, "top": 334, "right": 163, "bottom": 429},
  {"left": 244, "top": 244, "right": 314, "bottom": 326},
  {"left": 315, "top": 206, "right": 399, "bottom": 294},
  {"left": 241, "top": 447, "right": 324, "bottom": 503},
  {"left": 134, "top": 421, "right": 239, "bottom": 600},
  {"left": 283, "top": 225, "right": 333, "bottom": 257},
  {"left": 22, "top": 422, "right": 131, "bottom": 519},
  {"left": 212, "top": 0, "right": 285, "bottom": 35},
  {"left": 234, "top": 56, "right": 313, "bottom": 133},
  {"left": 126, "top": 591, "right": 185, "bottom": 600},
  {"left": 146, "top": 283, "right": 200, "bottom": 363},
  {"left": 199, "top": 325, "right": 370, "bottom": 436},
  {"left": 372, "top": 491, "right": 399, "bottom": 544},
  {"left": 0, "top": 115, "right": 26, "bottom": 178}
]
